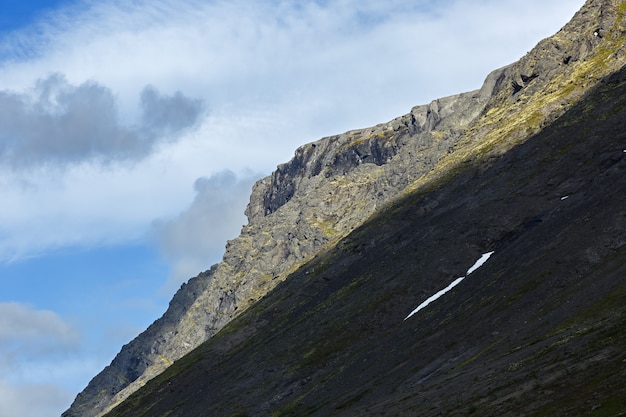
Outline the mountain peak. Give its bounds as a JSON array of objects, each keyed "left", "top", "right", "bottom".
[{"left": 63, "top": 1, "right": 626, "bottom": 416}]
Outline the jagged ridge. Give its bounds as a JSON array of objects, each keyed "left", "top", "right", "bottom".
[
  {"left": 105, "top": 32, "right": 626, "bottom": 417},
  {"left": 63, "top": 1, "right": 626, "bottom": 415}
]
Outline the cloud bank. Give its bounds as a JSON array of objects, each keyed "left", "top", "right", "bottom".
[
  {"left": 0, "top": 0, "right": 585, "bottom": 264},
  {"left": 0, "top": 74, "right": 203, "bottom": 168}
]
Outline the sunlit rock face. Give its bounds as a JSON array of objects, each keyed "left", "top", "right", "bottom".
[{"left": 63, "top": 1, "right": 626, "bottom": 415}]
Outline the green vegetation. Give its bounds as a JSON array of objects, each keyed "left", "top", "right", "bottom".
[
  {"left": 101, "top": 4, "right": 626, "bottom": 417},
  {"left": 337, "top": 129, "right": 394, "bottom": 153}
]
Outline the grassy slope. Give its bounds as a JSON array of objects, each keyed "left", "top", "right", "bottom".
[{"left": 105, "top": 62, "right": 626, "bottom": 417}]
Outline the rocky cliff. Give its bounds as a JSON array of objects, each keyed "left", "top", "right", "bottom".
[
  {"left": 63, "top": 1, "right": 626, "bottom": 416},
  {"left": 102, "top": 60, "right": 626, "bottom": 416}
]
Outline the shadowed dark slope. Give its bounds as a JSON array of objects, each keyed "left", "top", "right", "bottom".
[
  {"left": 105, "top": 65, "right": 626, "bottom": 417},
  {"left": 64, "top": 2, "right": 626, "bottom": 415}
]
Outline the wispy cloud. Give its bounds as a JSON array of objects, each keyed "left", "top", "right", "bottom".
[{"left": 0, "top": 0, "right": 584, "bottom": 269}]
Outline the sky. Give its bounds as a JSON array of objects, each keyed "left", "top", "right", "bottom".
[{"left": 0, "top": 0, "right": 585, "bottom": 416}]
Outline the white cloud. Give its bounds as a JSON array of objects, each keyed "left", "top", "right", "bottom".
[
  {"left": 0, "top": 0, "right": 585, "bottom": 268},
  {"left": 0, "top": 380, "right": 73, "bottom": 417},
  {"left": 0, "top": 158, "right": 196, "bottom": 261},
  {"left": 0, "top": 302, "right": 79, "bottom": 349},
  {"left": 153, "top": 170, "right": 258, "bottom": 291},
  {"left": 0, "top": 0, "right": 587, "bottom": 414},
  {"left": 0, "top": 0, "right": 584, "bottom": 116}
]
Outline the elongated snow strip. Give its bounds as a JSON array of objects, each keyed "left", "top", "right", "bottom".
[{"left": 404, "top": 252, "right": 494, "bottom": 320}]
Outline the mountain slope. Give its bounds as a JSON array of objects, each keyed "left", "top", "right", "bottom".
[
  {"left": 105, "top": 62, "right": 626, "bottom": 417},
  {"left": 65, "top": 31, "right": 497, "bottom": 417},
  {"left": 64, "top": 0, "right": 626, "bottom": 415}
]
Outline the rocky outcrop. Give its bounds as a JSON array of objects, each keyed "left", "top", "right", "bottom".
[
  {"left": 63, "top": 1, "right": 626, "bottom": 416},
  {"left": 101, "top": 61, "right": 626, "bottom": 417},
  {"left": 102, "top": 62, "right": 626, "bottom": 417},
  {"left": 67, "top": 87, "right": 493, "bottom": 417}
]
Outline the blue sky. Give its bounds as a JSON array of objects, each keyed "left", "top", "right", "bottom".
[
  {"left": 0, "top": 0, "right": 585, "bottom": 416},
  {"left": 0, "top": 1, "right": 70, "bottom": 33}
]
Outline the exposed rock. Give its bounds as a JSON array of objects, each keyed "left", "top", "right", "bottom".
[
  {"left": 66, "top": 73, "right": 494, "bottom": 417},
  {"left": 102, "top": 60, "right": 626, "bottom": 417},
  {"left": 63, "top": 1, "right": 626, "bottom": 416}
]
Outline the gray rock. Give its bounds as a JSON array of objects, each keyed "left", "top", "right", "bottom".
[{"left": 62, "top": 1, "right": 626, "bottom": 415}]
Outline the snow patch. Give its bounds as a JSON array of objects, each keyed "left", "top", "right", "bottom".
[
  {"left": 404, "top": 277, "right": 464, "bottom": 320},
  {"left": 466, "top": 251, "right": 494, "bottom": 275},
  {"left": 404, "top": 252, "right": 494, "bottom": 320}
]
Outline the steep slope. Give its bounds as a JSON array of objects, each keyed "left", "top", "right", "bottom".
[
  {"left": 63, "top": 70, "right": 492, "bottom": 417},
  {"left": 107, "top": 57, "right": 626, "bottom": 417},
  {"left": 64, "top": 0, "right": 626, "bottom": 415}
]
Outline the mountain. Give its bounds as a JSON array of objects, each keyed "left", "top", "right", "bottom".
[{"left": 64, "top": 1, "right": 626, "bottom": 416}]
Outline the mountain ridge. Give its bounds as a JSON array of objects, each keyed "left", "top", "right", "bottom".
[
  {"left": 64, "top": 42, "right": 496, "bottom": 417},
  {"left": 63, "top": 1, "right": 626, "bottom": 415},
  {"left": 104, "top": 62, "right": 626, "bottom": 416}
]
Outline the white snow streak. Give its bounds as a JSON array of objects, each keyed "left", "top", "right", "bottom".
[
  {"left": 404, "top": 277, "right": 464, "bottom": 320},
  {"left": 465, "top": 251, "right": 494, "bottom": 275},
  {"left": 404, "top": 251, "right": 494, "bottom": 320}
]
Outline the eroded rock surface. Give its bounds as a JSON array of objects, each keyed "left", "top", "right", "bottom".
[{"left": 63, "top": 1, "right": 626, "bottom": 415}]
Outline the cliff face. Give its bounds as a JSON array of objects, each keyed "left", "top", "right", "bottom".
[
  {"left": 103, "top": 61, "right": 626, "bottom": 416},
  {"left": 65, "top": 88, "right": 492, "bottom": 417},
  {"left": 63, "top": 1, "right": 626, "bottom": 416}
]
